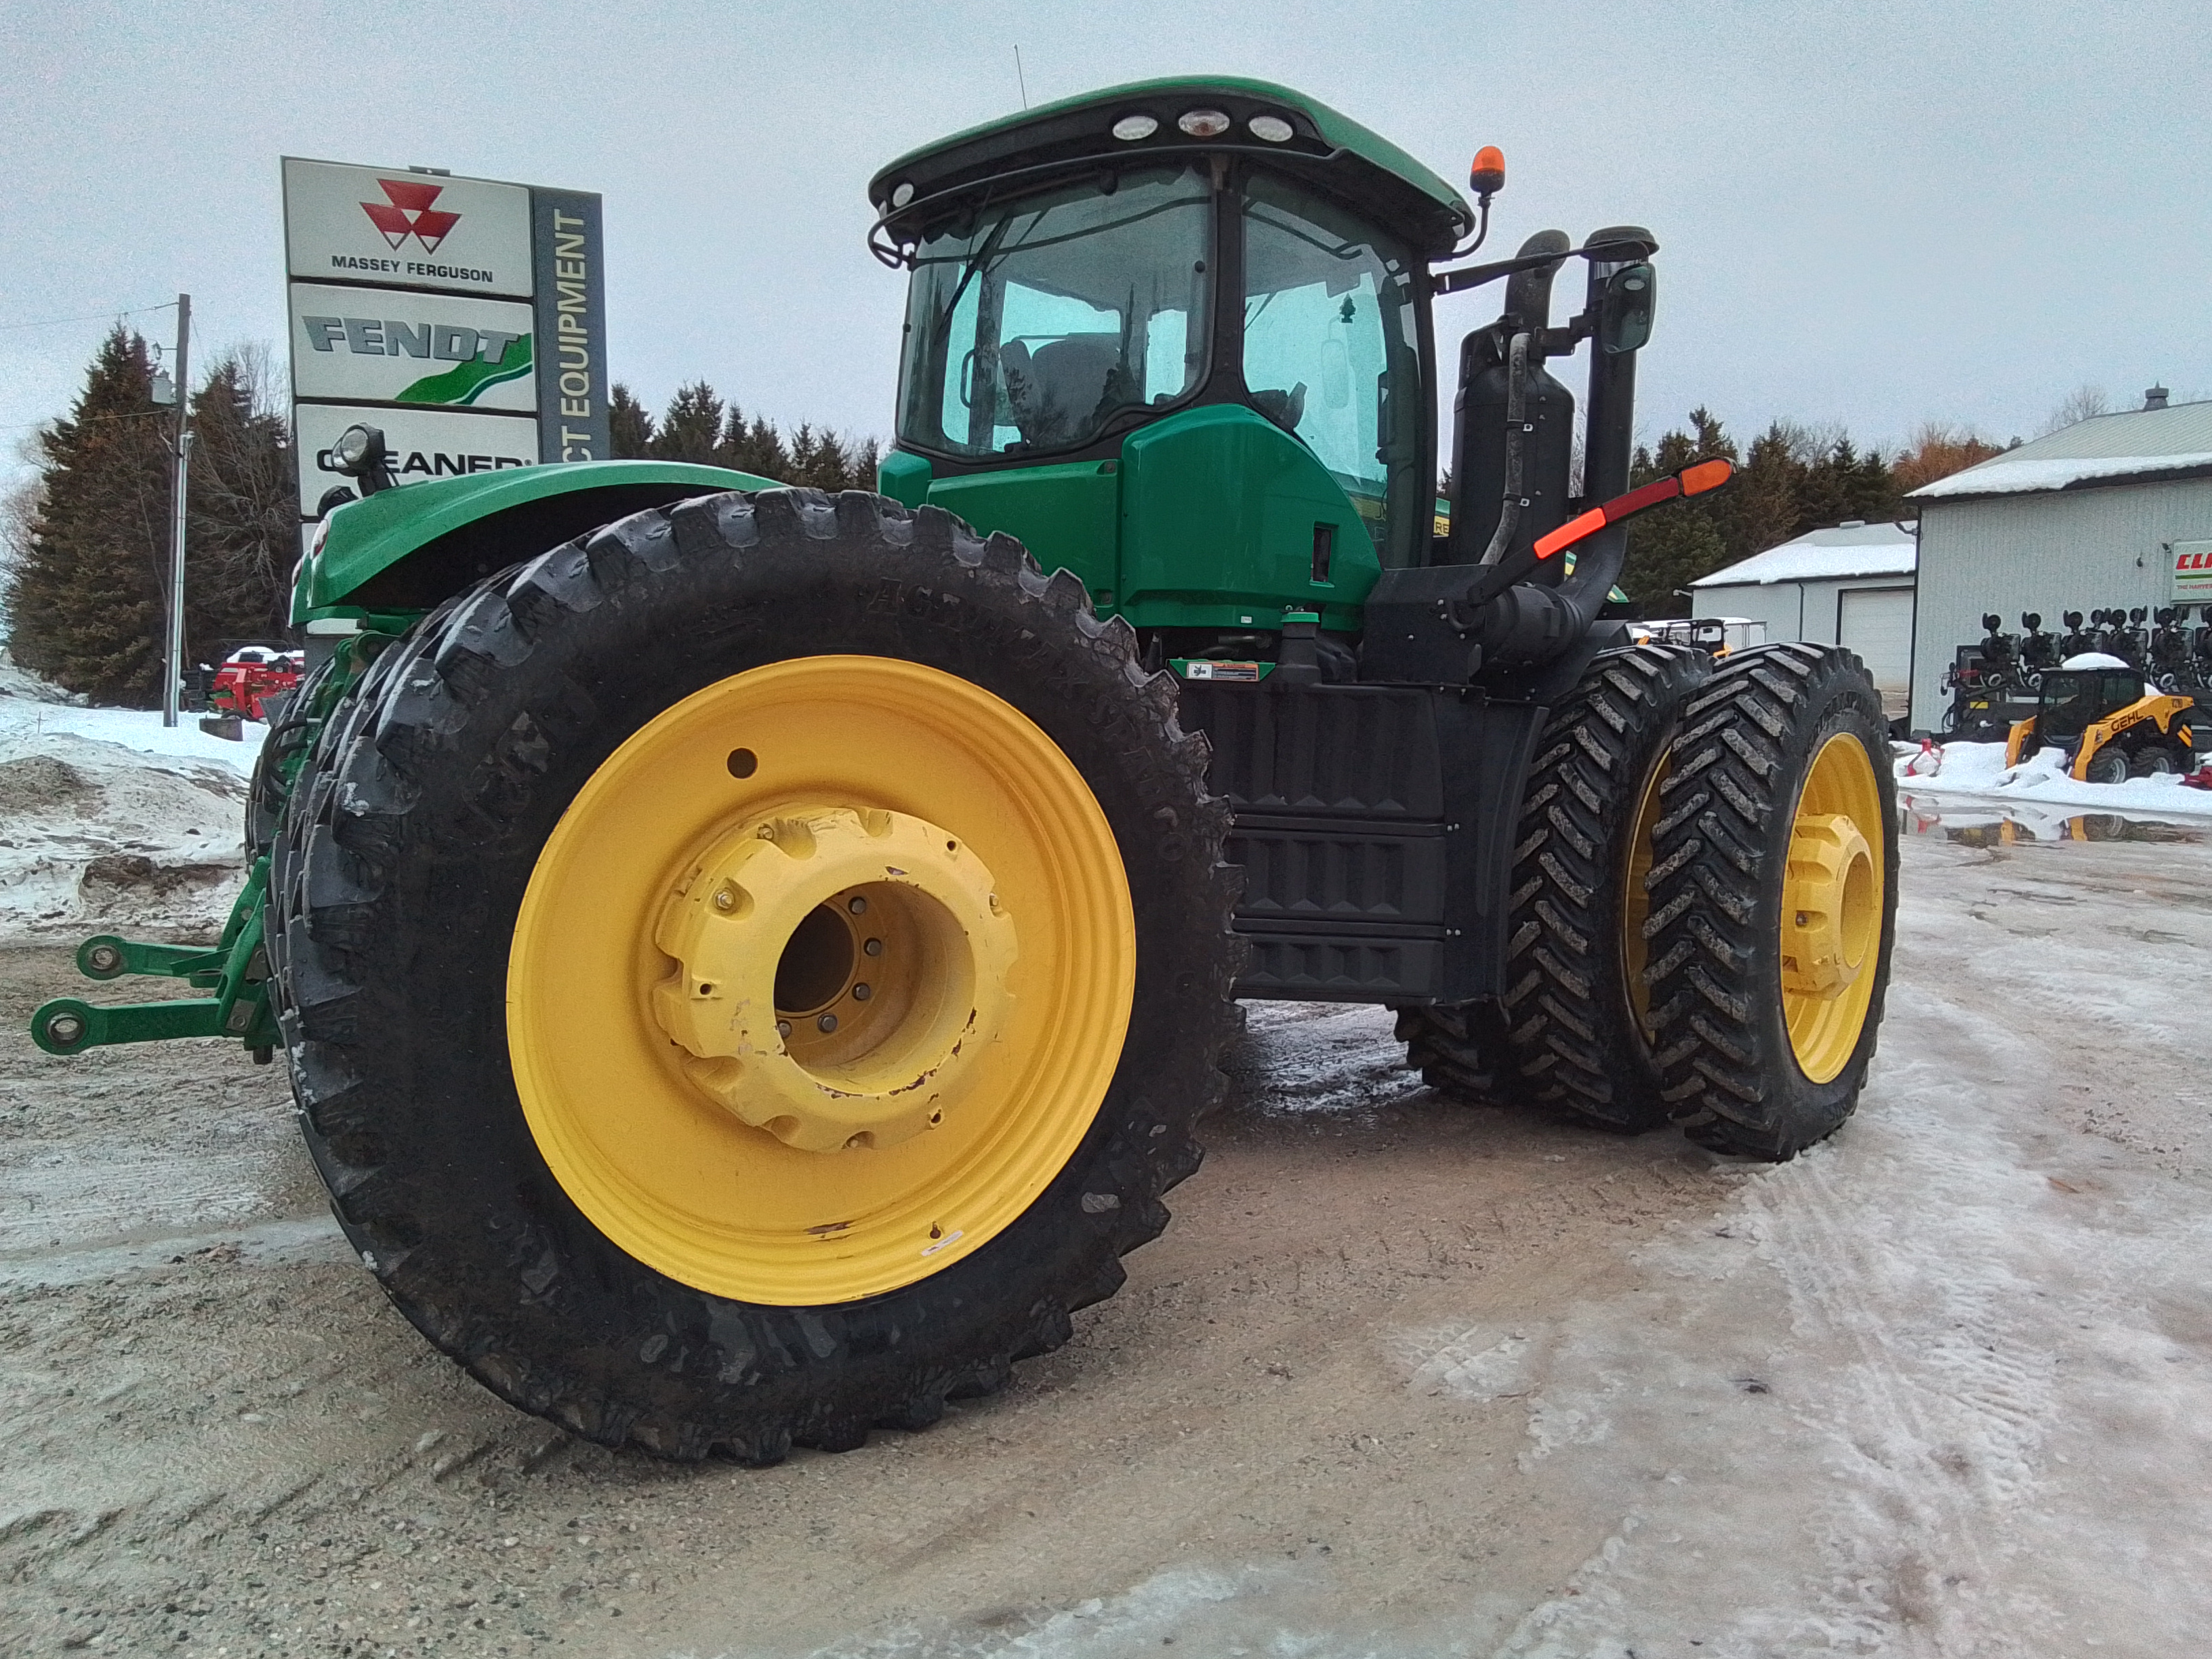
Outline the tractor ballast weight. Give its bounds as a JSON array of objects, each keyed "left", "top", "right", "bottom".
[{"left": 30, "top": 78, "right": 1898, "bottom": 1463}]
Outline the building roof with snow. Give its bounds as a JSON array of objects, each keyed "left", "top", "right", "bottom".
[
  {"left": 1906, "top": 396, "right": 2212, "bottom": 501},
  {"left": 1689, "top": 519, "right": 1918, "bottom": 589}
]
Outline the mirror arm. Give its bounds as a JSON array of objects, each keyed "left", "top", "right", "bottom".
[
  {"left": 1431, "top": 234, "right": 1659, "bottom": 296},
  {"left": 1542, "top": 317, "right": 1591, "bottom": 355}
]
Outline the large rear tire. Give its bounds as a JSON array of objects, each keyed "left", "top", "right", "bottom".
[
  {"left": 1399, "top": 644, "right": 1708, "bottom": 1132},
  {"left": 266, "top": 489, "right": 1239, "bottom": 1462},
  {"left": 1643, "top": 644, "right": 1898, "bottom": 1160}
]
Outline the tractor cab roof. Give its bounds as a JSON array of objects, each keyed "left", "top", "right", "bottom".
[{"left": 868, "top": 76, "right": 1475, "bottom": 260}]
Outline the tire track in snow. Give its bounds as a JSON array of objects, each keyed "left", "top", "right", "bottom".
[{"left": 1485, "top": 848, "right": 2212, "bottom": 1658}]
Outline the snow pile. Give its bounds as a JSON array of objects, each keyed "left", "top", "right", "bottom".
[
  {"left": 0, "top": 644, "right": 89, "bottom": 706},
  {"left": 1908, "top": 450, "right": 2212, "bottom": 498},
  {"left": 0, "top": 691, "right": 267, "bottom": 946},
  {"left": 1894, "top": 738, "right": 2212, "bottom": 817}
]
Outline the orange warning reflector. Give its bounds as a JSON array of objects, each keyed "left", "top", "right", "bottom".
[
  {"left": 1534, "top": 508, "right": 1604, "bottom": 560},
  {"left": 1680, "top": 457, "right": 1734, "bottom": 496},
  {"left": 1532, "top": 457, "right": 1739, "bottom": 560}
]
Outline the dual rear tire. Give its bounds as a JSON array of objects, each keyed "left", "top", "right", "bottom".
[
  {"left": 1399, "top": 644, "right": 1707, "bottom": 1133},
  {"left": 1404, "top": 641, "right": 1898, "bottom": 1162}
]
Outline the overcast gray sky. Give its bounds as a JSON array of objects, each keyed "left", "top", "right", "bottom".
[{"left": 5, "top": 0, "right": 2209, "bottom": 497}]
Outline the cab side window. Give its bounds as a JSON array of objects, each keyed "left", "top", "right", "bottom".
[{"left": 1240, "top": 175, "right": 1422, "bottom": 567}]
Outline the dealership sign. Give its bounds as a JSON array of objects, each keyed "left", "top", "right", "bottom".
[
  {"left": 282, "top": 157, "right": 610, "bottom": 529},
  {"left": 2172, "top": 541, "right": 2212, "bottom": 604}
]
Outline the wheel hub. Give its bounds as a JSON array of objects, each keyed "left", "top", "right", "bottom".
[
  {"left": 1780, "top": 812, "right": 1874, "bottom": 1000},
  {"left": 651, "top": 804, "right": 1018, "bottom": 1152}
]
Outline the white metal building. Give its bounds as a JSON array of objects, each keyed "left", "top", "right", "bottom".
[
  {"left": 1904, "top": 394, "right": 2212, "bottom": 731},
  {"left": 1689, "top": 520, "right": 1918, "bottom": 715}
]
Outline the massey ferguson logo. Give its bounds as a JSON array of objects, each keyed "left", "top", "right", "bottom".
[{"left": 360, "top": 179, "right": 461, "bottom": 253}]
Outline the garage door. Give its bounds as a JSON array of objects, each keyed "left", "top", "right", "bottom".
[{"left": 1838, "top": 587, "right": 1914, "bottom": 718}]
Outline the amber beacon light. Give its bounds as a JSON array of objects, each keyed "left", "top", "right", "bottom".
[{"left": 1469, "top": 145, "right": 1506, "bottom": 200}]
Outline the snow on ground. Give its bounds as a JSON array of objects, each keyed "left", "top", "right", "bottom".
[
  {"left": 0, "top": 668, "right": 266, "bottom": 946},
  {"left": 1203, "top": 836, "right": 2212, "bottom": 1658},
  {"left": 1897, "top": 738, "right": 2212, "bottom": 818}
]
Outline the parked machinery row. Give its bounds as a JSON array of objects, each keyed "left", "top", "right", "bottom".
[{"left": 1941, "top": 607, "right": 2212, "bottom": 737}]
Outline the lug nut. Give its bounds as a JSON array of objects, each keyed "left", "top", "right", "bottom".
[
  {"left": 713, "top": 888, "right": 735, "bottom": 911},
  {"left": 863, "top": 937, "right": 882, "bottom": 956},
  {"left": 817, "top": 1013, "right": 838, "bottom": 1033},
  {"left": 852, "top": 983, "right": 872, "bottom": 1002},
  {"left": 775, "top": 1019, "right": 792, "bottom": 1038},
  {"left": 847, "top": 895, "right": 868, "bottom": 916}
]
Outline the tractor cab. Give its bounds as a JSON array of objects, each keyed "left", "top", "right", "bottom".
[
  {"left": 869, "top": 77, "right": 1676, "bottom": 691},
  {"left": 869, "top": 79, "right": 1467, "bottom": 638}
]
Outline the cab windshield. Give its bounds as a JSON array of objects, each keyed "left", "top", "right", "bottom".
[{"left": 897, "top": 165, "right": 1213, "bottom": 458}]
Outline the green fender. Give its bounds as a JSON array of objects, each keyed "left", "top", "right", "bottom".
[{"left": 295, "top": 459, "right": 779, "bottom": 621}]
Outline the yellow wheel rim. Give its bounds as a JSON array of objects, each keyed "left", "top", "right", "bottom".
[
  {"left": 1620, "top": 752, "right": 1668, "bottom": 1040},
  {"left": 1779, "top": 731, "right": 1884, "bottom": 1083},
  {"left": 507, "top": 657, "right": 1136, "bottom": 1305}
]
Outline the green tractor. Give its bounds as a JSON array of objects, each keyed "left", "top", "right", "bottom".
[{"left": 30, "top": 79, "right": 1897, "bottom": 1463}]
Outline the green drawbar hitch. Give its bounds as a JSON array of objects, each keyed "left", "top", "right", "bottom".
[{"left": 30, "top": 856, "right": 280, "bottom": 1060}]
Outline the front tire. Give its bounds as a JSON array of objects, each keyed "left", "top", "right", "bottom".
[
  {"left": 1643, "top": 644, "right": 1898, "bottom": 1160},
  {"left": 2083, "top": 745, "right": 2131, "bottom": 785},
  {"left": 267, "top": 489, "right": 1239, "bottom": 1461}
]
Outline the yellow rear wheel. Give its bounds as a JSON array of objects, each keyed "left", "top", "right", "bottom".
[
  {"left": 1643, "top": 644, "right": 1898, "bottom": 1160},
  {"left": 1779, "top": 733, "right": 1883, "bottom": 1082},
  {"left": 510, "top": 657, "right": 1136, "bottom": 1305}
]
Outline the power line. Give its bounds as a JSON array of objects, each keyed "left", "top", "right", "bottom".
[
  {"left": 0, "top": 300, "right": 180, "bottom": 333},
  {"left": 0, "top": 407, "right": 178, "bottom": 433}
]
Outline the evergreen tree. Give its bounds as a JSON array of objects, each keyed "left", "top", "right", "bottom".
[
  {"left": 602, "top": 376, "right": 882, "bottom": 489},
  {"left": 184, "top": 350, "right": 297, "bottom": 654},
  {"left": 718, "top": 407, "right": 792, "bottom": 480},
  {"left": 609, "top": 384, "right": 656, "bottom": 459},
  {"left": 649, "top": 381, "right": 726, "bottom": 464},
  {"left": 1618, "top": 407, "right": 1738, "bottom": 615},
  {"left": 2, "top": 328, "right": 173, "bottom": 703},
  {"left": 1732, "top": 424, "right": 1805, "bottom": 562}
]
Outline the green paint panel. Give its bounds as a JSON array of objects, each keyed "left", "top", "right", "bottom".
[
  {"left": 1118, "top": 404, "right": 1374, "bottom": 632},
  {"left": 297, "top": 459, "right": 773, "bottom": 619},
  {"left": 926, "top": 463, "right": 1122, "bottom": 604},
  {"left": 878, "top": 447, "right": 932, "bottom": 508}
]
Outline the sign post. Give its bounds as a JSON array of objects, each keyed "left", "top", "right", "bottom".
[
  {"left": 161, "top": 293, "right": 191, "bottom": 729},
  {"left": 281, "top": 159, "right": 609, "bottom": 550}
]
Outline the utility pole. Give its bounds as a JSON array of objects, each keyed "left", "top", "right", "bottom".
[{"left": 161, "top": 293, "right": 192, "bottom": 728}]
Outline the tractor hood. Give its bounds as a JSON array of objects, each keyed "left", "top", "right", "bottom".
[
  {"left": 868, "top": 77, "right": 1475, "bottom": 259},
  {"left": 293, "top": 459, "right": 773, "bottom": 621}
]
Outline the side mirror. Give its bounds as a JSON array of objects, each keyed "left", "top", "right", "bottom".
[{"left": 1597, "top": 263, "right": 1656, "bottom": 356}]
